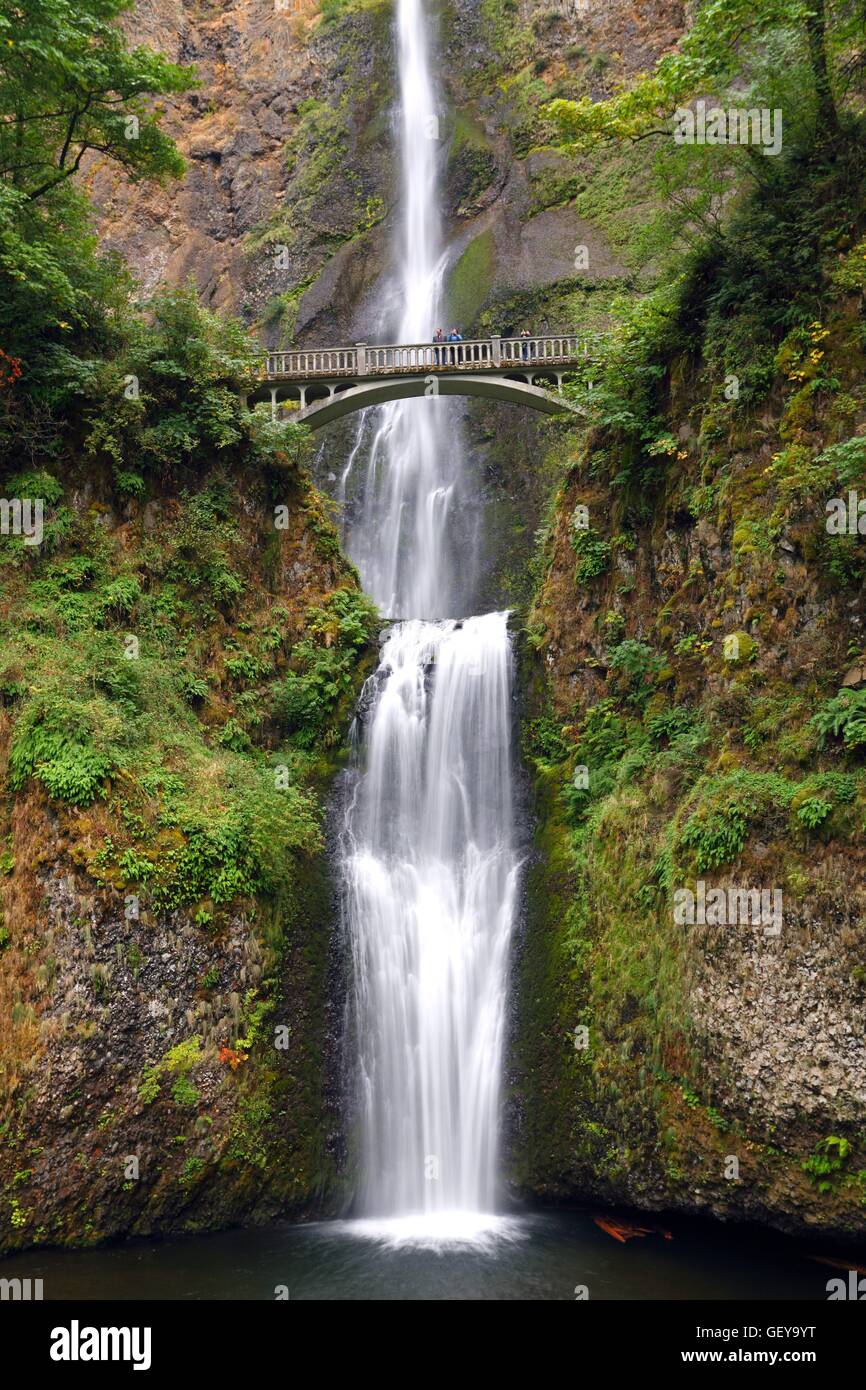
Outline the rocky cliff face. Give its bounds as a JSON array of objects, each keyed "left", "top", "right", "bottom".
[
  {"left": 88, "top": 0, "right": 395, "bottom": 336},
  {"left": 507, "top": 266, "right": 866, "bottom": 1240},
  {"left": 0, "top": 386, "right": 377, "bottom": 1250},
  {"left": 90, "top": 0, "right": 682, "bottom": 337},
  {"left": 2, "top": 797, "right": 340, "bottom": 1245}
]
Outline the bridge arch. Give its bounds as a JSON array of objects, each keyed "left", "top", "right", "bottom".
[{"left": 248, "top": 372, "right": 582, "bottom": 431}]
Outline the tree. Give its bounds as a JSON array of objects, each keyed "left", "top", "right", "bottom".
[
  {"left": 0, "top": 0, "right": 192, "bottom": 201},
  {"left": 805, "top": 0, "right": 841, "bottom": 137},
  {"left": 0, "top": 0, "right": 193, "bottom": 353},
  {"left": 545, "top": 0, "right": 848, "bottom": 152}
]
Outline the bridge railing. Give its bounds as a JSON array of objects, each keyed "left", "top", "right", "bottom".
[
  {"left": 499, "top": 335, "right": 585, "bottom": 365},
  {"left": 265, "top": 348, "right": 358, "bottom": 377},
  {"left": 264, "top": 334, "right": 588, "bottom": 380}
]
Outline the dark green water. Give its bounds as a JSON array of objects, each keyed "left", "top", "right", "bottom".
[{"left": 0, "top": 1208, "right": 848, "bottom": 1301}]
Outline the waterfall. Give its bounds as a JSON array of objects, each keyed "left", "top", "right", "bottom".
[
  {"left": 344, "top": 616, "right": 517, "bottom": 1233},
  {"left": 337, "top": 0, "right": 461, "bottom": 621},
  {"left": 339, "top": 0, "right": 519, "bottom": 1242}
]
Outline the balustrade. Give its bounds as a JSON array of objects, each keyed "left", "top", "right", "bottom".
[{"left": 263, "top": 335, "right": 587, "bottom": 380}]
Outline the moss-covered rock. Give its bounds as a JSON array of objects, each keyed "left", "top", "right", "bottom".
[
  {"left": 506, "top": 225, "right": 866, "bottom": 1242},
  {"left": 0, "top": 321, "right": 378, "bottom": 1250},
  {"left": 445, "top": 229, "right": 496, "bottom": 329}
]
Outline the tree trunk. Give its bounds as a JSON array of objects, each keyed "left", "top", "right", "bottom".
[{"left": 806, "top": 0, "right": 841, "bottom": 141}]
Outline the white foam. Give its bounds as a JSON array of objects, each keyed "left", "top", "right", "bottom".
[{"left": 336, "top": 1212, "right": 527, "bottom": 1251}]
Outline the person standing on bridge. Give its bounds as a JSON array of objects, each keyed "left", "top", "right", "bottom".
[
  {"left": 433, "top": 328, "right": 444, "bottom": 366},
  {"left": 447, "top": 327, "right": 463, "bottom": 365},
  {"left": 520, "top": 328, "right": 531, "bottom": 361}
]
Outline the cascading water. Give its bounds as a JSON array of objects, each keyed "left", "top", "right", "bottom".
[
  {"left": 343, "top": 615, "right": 518, "bottom": 1235},
  {"left": 339, "top": 0, "right": 520, "bottom": 1241},
  {"left": 337, "top": 0, "right": 462, "bottom": 620}
]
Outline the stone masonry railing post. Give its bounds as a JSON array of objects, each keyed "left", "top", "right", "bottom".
[
  {"left": 355, "top": 342, "right": 367, "bottom": 376},
  {"left": 491, "top": 333, "right": 501, "bottom": 368}
]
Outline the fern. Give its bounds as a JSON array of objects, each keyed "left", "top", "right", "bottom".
[{"left": 812, "top": 688, "right": 866, "bottom": 751}]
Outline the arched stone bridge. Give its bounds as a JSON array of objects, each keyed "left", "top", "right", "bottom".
[{"left": 246, "top": 334, "right": 587, "bottom": 429}]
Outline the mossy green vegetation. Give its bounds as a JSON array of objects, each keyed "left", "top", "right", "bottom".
[
  {"left": 445, "top": 109, "right": 500, "bottom": 212},
  {"left": 510, "top": 2, "right": 866, "bottom": 1231},
  {"left": 0, "top": 7, "right": 379, "bottom": 1247},
  {"left": 0, "top": 287, "right": 377, "bottom": 921},
  {"left": 445, "top": 229, "right": 496, "bottom": 328}
]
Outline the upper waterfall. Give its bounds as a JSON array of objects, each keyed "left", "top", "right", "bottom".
[{"left": 337, "top": 0, "right": 471, "bottom": 620}]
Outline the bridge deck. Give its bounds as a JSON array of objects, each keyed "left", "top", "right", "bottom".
[{"left": 263, "top": 333, "right": 587, "bottom": 382}]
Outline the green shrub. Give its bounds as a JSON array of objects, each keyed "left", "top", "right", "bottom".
[
  {"left": 812, "top": 688, "right": 866, "bottom": 751},
  {"left": 4, "top": 470, "right": 64, "bottom": 508},
  {"left": 814, "top": 435, "right": 866, "bottom": 486},
  {"left": 645, "top": 705, "right": 698, "bottom": 745},
  {"left": 114, "top": 471, "right": 146, "bottom": 498},
  {"left": 224, "top": 649, "right": 270, "bottom": 683},
  {"left": 178, "top": 671, "right": 209, "bottom": 704},
  {"left": 796, "top": 796, "right": 832, "bottom": 830},
  {"left": 138, "top": 1037, "right": 202, "bottom": 1109},
  {"left": 524, "top": 714, "right": 572, "bottom": 765},
  {"left": 171, "top": 1074, "right": 199, "bottom": 1107},
  {"left": 802, "top": 1136, "right": 851, "bottom": 1194},
  {"left": 272, "top": 587, "right": 376, "bottom": 748},
  {"left": 608, "top": 639, "right": 664, "bottom": 707},
  {"left": 578, "top": 698, "right": 634, "bottom": 763},
  {"left": 679, "top": 772, "right": 794, "bottom": 871},
  {"left": 570, "top": 525, "right": 611, "bottom": 583},
  {"left": 100, "top": 575, "right": 141, "bottom": 618},
  {"left": 180, "top": 1156, "right": 206, "bottom": 1189},
  {"left": 9, "top": 699, "right": 116, "bottom": 806},
  {"left": 138, "top": 1064, "right": 162, "bottom": 1107}
]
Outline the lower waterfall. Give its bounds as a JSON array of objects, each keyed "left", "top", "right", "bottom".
[{"left": 342, "top": 613, "right": 519, "bottom": 1238}]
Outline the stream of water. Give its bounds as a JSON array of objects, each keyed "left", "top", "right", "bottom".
[
  {"left": 342, "top": 615, "right": 518, "bottom": 1236},
  {"left": 336, "top": 0, "right": 519, "bottom": 1241},
  {"left": 337, "top": 0, "right": 462, "bottom": 618}
]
